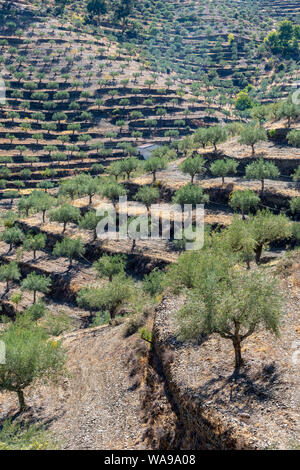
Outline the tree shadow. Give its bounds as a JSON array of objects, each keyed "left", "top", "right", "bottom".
[
  {"left": 0, "top": 404, "right": 66, "bottom": 429},
  {"left": 162, "top": 332, "right": 209, "bottom": 350},
  {"left": 188, "top": 361, "right": 281, "bottom": 407}
]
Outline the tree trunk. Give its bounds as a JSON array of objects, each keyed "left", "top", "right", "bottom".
[
  {"left": 251, "top": 144, "right": 255, "bottom": 156},
  {"left": 17, "top": 389, "right": 26, "bottom": 412},
  {"left": 232, "top": 338, "right": 243, "bottom": 369},
  {"left": 33, "top": 250, "right": 36, "bottom": 260},
  {"left": 33, "top": 290, "right": 36, "bottom": 304},
  {"left": 261, "top": 179, "right": 264, "bottom": 194},
  {"left": 255, "top": 244, "right": 263, "bottom": 264}
]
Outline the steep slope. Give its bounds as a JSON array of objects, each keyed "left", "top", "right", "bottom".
[{"left": 0, "top": 324, "right": 147, "bottom": 449}]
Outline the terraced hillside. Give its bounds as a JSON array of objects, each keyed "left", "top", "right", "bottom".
[
  {"left": 0, "top": 0, "right": 299, "bottom": 452},
  {"left": 0, "top": 0, "right": 299, "bottom": 198}
]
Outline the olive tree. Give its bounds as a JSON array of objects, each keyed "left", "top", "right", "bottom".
[
  {"left": 210, "top": 158, "right": 238, "bottom": 185},
  {"left": 287, "top": 129, "right": 300, "bottom": 148},
  {"left": 1, "top": 227, "right": 24, "bottom": 252},
  {"left": 179, "top": 155, "right": 206, "bottom": 183},
  {"left": 293, "top": 166, "right": 300, "bottom": 183},
  {"left": 0, "top": 261, "right": 20, "bottom": 291},
  {"left": 207, "top": 125, "right": 228, "bottom": 152},
  {"left": 245, "top": 159, "right": 280, "bottom": 193},
  {"left": 52, "top": 237, "right": 85, "bottom": 267},
  {"left": 23, "top": 233, "right": 46, "bottom": 260},
  {"left": 21, "top": 272, "right": 51, "bottom": 304},
  {"left": 93, "top": 254, "right": 126, "bottom": 282},
  {"left": 172, "top": 183, "right": 209, "bottom": 207},
  {"left": 249, "top": 210, "right": 292, "bottom": 263},
  {"left": 31, "top": 191, "right": 55, "bottom": 223},
  {"left": 0, "top": 319, "right": 65, "bottom": 411},
  {"left": 100, "top": 182, "right": 127, "bottom": 208},
  {"left": 239, "top": 125, "right": 267, "bottom": 155},
  {"left": 229, "top": 189, "right": 260, "bottom": 219},
  {"left": 79, "top": 210, "right": 101, "bottom": 241},
  {"left": 134, "top": 186, "right": 160, "bottom": 216},
  {"left": 278, "top": 101, "right": 298, "bottom": 128},
  {"left": 166, "top": 249, "right": 284, "bottom": 369},
  {"left": 49, "top": 204, "right": 80, "bottom": 233},
  {"left": 120, "top": 157, "right": 139, "bottom": 180},
  {"left": 144, "top": 156, "right": 167, "bottom": 182},
  {"left": 290, "top": 197, "right": 300, "bottom": 218},
  {"left": 77, "top": 274, "right": 134, "bottom": 321},
  {"left": 176, "top": 267, "right": 283, "bottom": 369}
]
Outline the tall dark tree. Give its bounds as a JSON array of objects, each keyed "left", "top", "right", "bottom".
[
  {"left": 87, "top": 0, "right": 107, "bottom": 16},
  {"left": 114, "top": 0, "right": 134, "bottom": 24}
]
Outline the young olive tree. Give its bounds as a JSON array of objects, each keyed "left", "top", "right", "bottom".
[
  {"left": 21, "top": 272, "right": 51, "bottom": 304},
  {"left": 79, "top": 210, "right": 101, "bottom": 241},
  {"left": 287, "top": 129, "right": 300, "bottom": 148},
  {"left": 0, "top": 319, "right": 65, "bottom": 412},
  {"left": 49, "top": 204, "right": 80, "bottom": 233},
  {"left": 239, "top": 126, "right": 267, "bottom": 156},
  {"left": 290, "top": 197, "right": 300, "bottom": 218},
  {"left": 77, "top": 274, "right": 135, "bottom": 321},
  {"left": 245, "top": 159, "right": 280, "bottom": 194},
  {"left": 134, "top": 186, "right": 159, "bottom": 216},
  {"left": 179, "top": 155, "right": 206, "bottom": 184},
  {"left": 207, "top": 125, "right": 228, "bottom": 152},
  {"left": 144, "top": 156, "right": 167, "bottom": 183},
  {"left": 52, "top": 237, "right": 85, "bottom": 268},
  {"left": 172, "top": 183, "right": 209, "bottom": 207},
  {"left": 229, "top": 189, "right": 260, "bottom": 219},
  {"left": 249, "top": 210, "right": 291, "bottom": 263},
  {"left": 23, "top": 233, "right": 46, "bottom": 260},
  {"left": 93, "top": 254, "right": 126, "bottom": 282},
  {"left": 0, "top": 261, "right": 21, "bottom": 291},
  {"left": 1, "top": 227, "right": 25, "bottom": 252},
  {"left": 210, "top": 158, "right": 238, "bottom": 185}
]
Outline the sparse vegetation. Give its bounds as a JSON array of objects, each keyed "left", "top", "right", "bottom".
[{"left": 0, "top": 0, "right": 298, "bottom": 451}]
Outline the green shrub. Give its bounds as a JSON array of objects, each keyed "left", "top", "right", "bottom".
[
  {"left": 0, "top": 419, "right": 59, "bottom": 450},
  {"left": 91, "top": 311, "right": 110, "bottom": 327},
  {"left": 143, "top": 268, "right": 164, "bottom": 297}
]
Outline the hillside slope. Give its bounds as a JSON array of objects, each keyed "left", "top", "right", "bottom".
[{"left": 0, "top": 324, "right": 148, "bottom": 449}]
